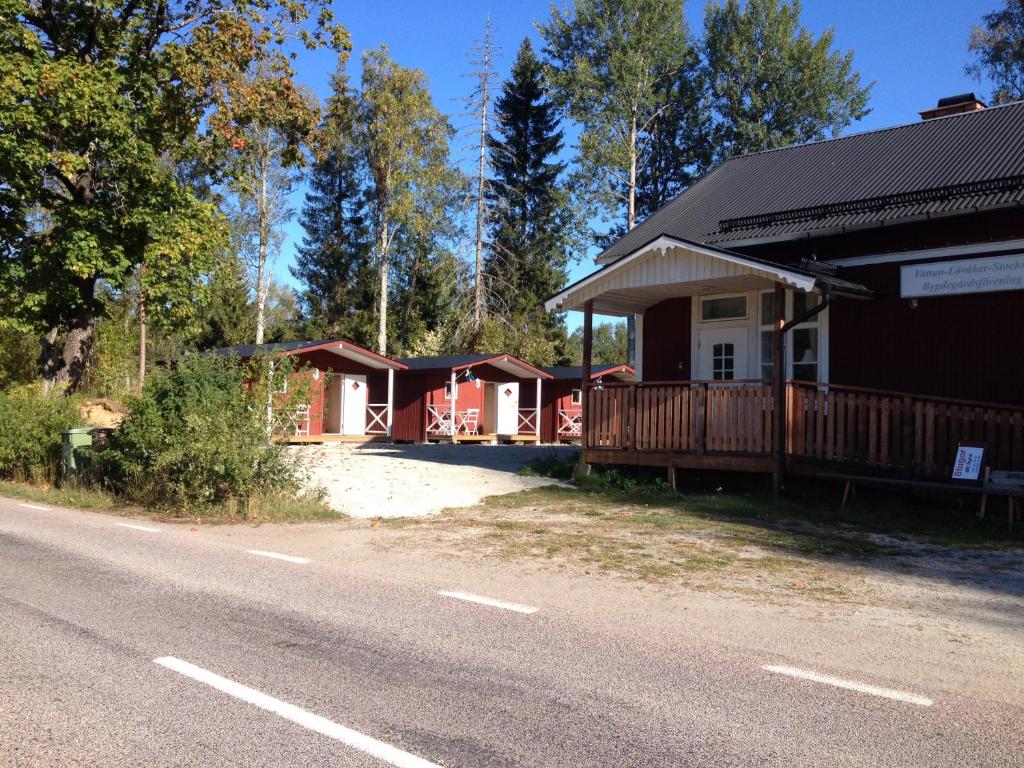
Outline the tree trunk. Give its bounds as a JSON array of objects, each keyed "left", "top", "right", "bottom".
[
  {"left": 474, "top": 90, "right": 488, "bottom": 330},
  {"left": 40, "top": 326, "right": 60, "bottom": 393},
  {"left": 376, "top": 219, "right": 390, "bottom": 355},
  {"left": 254, "top": 159, "right": 270, "bottom": 345},
  {"left": 138, "top": 298, "right": 147, "bottom": 392},
  {"left": 627, "top": 117, "right": 637, "bottom": 231},
  {"left": 54, "top": 309, "right": 96, "bottom": 393}
]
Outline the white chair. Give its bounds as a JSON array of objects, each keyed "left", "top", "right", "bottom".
[{"left": 461, "top": 408, "right": 480, "bottom": 435}]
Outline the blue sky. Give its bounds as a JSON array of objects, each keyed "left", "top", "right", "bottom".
[{"left": 276, "top": 0, "right": 998, "bottom": 325}]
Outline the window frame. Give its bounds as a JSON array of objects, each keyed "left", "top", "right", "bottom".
[
  {"left": 570, "top": 388, "right": 582, "bottom": 406},
  {"left": 698, "top": 293, "right": 749, "bottom": 323},
  {"left": 758, "top": 290, "right": 825, "bottom": 384}
]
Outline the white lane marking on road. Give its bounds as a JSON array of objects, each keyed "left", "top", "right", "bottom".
[
  {"left": 763, "top": 665, "right": 933, "bottom": 707},
  {"left": 115, "top": 522, "right": 160, "bottom": 533},
  {"left": 153, "top": 657, "right": 443, "bottom": 768},
  {"left": 247, "top": 549, "right": 310, "bottom": 565},
  {"left": 438, "top": 590, "right": 538, "bottom": 614},
  {"left": 18, "top": 503, "right": 51, "bottom": 511}
]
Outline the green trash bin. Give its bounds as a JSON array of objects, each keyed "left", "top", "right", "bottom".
[{"left": 61, "top": 427, "right": 93, "bottom": 480}]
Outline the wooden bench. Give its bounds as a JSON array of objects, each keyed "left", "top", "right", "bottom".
[{"left": 981, "top": 470, "right": 1024, "bottom": 532}]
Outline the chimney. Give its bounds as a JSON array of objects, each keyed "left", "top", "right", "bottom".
[{"left": 919, "top": 93, "right": 987, "bottom": 120}]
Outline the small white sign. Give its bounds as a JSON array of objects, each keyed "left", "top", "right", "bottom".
[
  {"left": 951, "top": 445, "right": 985, "bottom": 481},
  {"left": 901, "top": 253, "right": 1024, "bottom": 298}
]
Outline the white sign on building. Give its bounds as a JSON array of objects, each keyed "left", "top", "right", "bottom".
[{"left": 901, "top": 253, "right": 1024, "bottom": 298}]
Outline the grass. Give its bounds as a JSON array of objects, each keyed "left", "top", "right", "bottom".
[{"left": 0, "top": 479, "right": 343, "bottom": 524}]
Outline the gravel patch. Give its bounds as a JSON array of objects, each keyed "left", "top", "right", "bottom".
[{"left": 290, "top": 442, "right": 574, "bottom": 518}]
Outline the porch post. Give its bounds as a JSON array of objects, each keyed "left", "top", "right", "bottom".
[
  {"left": 772, "top": 282, "right": 787, "bottom": 497},
  {"left": 535, "top": 376, "right": 542, "bottom": 441},
  {"left": 386, "top": 367, "right": 395, "bottom": 441},
  {"left": 581, "top": 300, "right": 594, "bottom": 451},
  {"left": 450, "top": 370, "right": 457, "bottom": 439}
]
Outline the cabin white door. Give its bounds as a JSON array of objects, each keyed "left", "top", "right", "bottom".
[
  {"left": 495, "top": 382, "right": 520, "bottom": 434},
  {"left": 697, "top": 327, "right": 748, "bottom": 381},
  {"left": 340, "top": 374, "right": 367, "bottom": 435}
]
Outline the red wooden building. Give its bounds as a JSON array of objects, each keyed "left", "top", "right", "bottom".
[
  {"left": 212, "top": 339, "right": 407, "bottom": 441},
  {"left": 392, "top": 354, "right": 553, "bottom": 442},
  {"left": 540, "top": 364, "right": 635, "bottom": 443},
  {"left": 546, "top": 95, "right": 1024, "bottom": 489}
]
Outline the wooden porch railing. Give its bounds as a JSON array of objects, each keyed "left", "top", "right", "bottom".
[{"left": 585, "top": 381, "right": 1024, "bottom": 479}]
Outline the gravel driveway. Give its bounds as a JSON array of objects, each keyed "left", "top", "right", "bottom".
[{"left": 289, "top": 442, "right": 575, "bottom": 518}]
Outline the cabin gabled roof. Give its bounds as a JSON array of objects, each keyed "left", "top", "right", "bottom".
[
  {"left": 208, "top": 338, "right": 407, "bottom": 370},
  {"left": 398, "top": 353, "right": 553, "bottom": 379},
  {"left": 544, "top": 364, "right": 635, "bottom": 381},
  {"left": 596, "top": 101, "right": 1024, "bottom": 264}
]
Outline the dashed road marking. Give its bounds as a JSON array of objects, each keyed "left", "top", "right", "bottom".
[
  {"left": 18, "top": 503, "right": 51, "bottom": 511},
  {"left": 438, "top": 590, "right": 538, "bottom": 614},
  {"left": 247, "top": 549, "right": 310, "bottom": 565},
  {"left": 153, "top": 657, "right": 443, "bottom": 768},
  {"left": 115, "top": 522, "right": 160, "bottom": 533},
  {"left": 763, "top": 665, "right": 933, "bottom": 707}
]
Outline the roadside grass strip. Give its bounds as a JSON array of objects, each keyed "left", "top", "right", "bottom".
[
  {"left": 438, "top": 590, "right": 538, "bottom": 614},
  {"left": 115, "top": 522, "right": 160, "bottom": 533},
  {"left": 154, "top": 657, "right": 443, "bottom": 768},
  {"left": 18, "top": 503, "right": 51, "bottom": 511},
  {"left": 247, "top": 549, "right": 310, "bottom": 565},
  {"left": 763, "top": 665, "right": 934, "bottom": 707}
]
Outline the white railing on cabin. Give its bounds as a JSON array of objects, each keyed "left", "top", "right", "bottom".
[
  {"left": 365, "top": 404, "right": 390, "bottom": 435},
  {"left": 426, "top": 404, "right": 454, "bottom": 435},
  {"left": 518, "top": 408, "right": 538, "bottom": 434},
  {"left": 557, "top": 408, "right": 582, "bottom": 437}
]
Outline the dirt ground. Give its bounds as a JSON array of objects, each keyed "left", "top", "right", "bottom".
[{"left": 289, "top": 442, "right": 575, "bottom": 517}]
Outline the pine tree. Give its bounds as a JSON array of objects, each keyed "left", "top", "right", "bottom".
[
  {"left": 292, "top": 70, "right": 377, "bottom": 347},
  {"left": 197, "top": 256, "right": 256, "bottom": 349},
  {"left": 485, "top": 38, "right": 572, "bottom": 364}
]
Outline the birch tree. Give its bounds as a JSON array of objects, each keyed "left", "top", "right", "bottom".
[{"left": 356, "top": 47, "right": 460, "bottom": 356}]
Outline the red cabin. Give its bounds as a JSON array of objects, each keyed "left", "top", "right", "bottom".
[
  {"left": 393, "top": 354, "right": 554, "bottom": 442},
  {"left": 211, "top": 339, "right": 407, "bottom": 441},
  {"left": 540, "top": 364, "right": 635, "bottom": 443}
]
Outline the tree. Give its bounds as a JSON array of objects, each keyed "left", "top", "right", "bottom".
[
  {"left": 567, "top": 321, "right": 628, "bottom": 365},
  {"left": 197, "top": 256, "right": 256, "bottom": 350},
  {"left": 485, "top": 38, "right": 573, "bottom": 365},
  {"left": 355, "top": 46, "right": 462, "bottom": 355},
  {"left": 0, "top": 0, "right": 348, "bottom": 391},
  {"left": 967, "top": 0, "right": 1024, "bottom": 105},
  {"left": 702, "top": 0, "right": 871, "bottom": 161},
  {"left": 293, "top": 68, "right": 377, "bottom": 346},
  {"left": 539, "top": 0, "right": 697, "bottom": 233},
  {"left": 464, "top": 19, "right": 500, "bottom": 332},
  {"left": 390, "top": 229, "right": 466, "bottom": 356}
]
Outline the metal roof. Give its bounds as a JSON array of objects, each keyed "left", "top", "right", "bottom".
[
  {"left": 596, "top": 101, "right": 1024, "bottom": 263},
  {"left": 397, "top": 353, "right": 553, "bottom": 379},
  {"left": 207, "top": 338, "right": 406, "bottom": 370},
  {"left": 544, "top": 364, "right": 635, "bottom": 381},
  {"left": 396, "top": 354, "right": 500, "bottom": 370}
]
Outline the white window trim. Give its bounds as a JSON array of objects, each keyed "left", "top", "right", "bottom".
[
  {"left": 444, "top": 381, "right": 454, "bottom": 400},
  {"left": 570, "top": 388, "right": 582, "bottom": 406},
  {"left": 699, "top": 292, "right": 750, "bottom": 323},
  {"left": 756, "top": 289, "right": 829, "bottom": 385}
]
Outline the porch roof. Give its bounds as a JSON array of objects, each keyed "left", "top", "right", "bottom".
[
  {"left": 544, "top": 364, "right": 636, "bottom": 382},
  {"left": 545, "top": 235, "right": 873, "bottom": 316},
  {"left": 398, "top": 353, "right": 554, "bottom": 380},
  {"left": 209, "top": 338, "right": 407, "bottom": 371}
]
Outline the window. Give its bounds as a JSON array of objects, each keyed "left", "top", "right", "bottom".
[
  {"left": 792, "top": 328, "right": 819, "bottom": 381},
  {"left": 444, "top": 381, "right": 454, "bottom": 400},
  {"left": 570, "top": 388, "right": 582, "bottom": 405},
  {"left": 759, "top": 291, "right": 776, "bottom": 381},
  {"left": 712, "top": 342, "right": 735, "bottom": 380},
  {"left": 700, "top": 295, "right": 747, "bottom": 322},
  {"left": 759, "top": 290, "right": 823, "bottom": 382}
]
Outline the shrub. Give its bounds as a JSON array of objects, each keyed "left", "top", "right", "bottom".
[
  {"left": 0, "top": 384, "right": 83, "bottom": 482},
  {"left": 100, "top": 353, "right": 306, "bottom": 511}
]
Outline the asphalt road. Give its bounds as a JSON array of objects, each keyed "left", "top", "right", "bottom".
[{"left": 1, "top": 496, "right": 1021, "bottom": 767}]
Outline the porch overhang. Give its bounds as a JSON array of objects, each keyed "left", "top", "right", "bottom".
[
  {"left": 452, "top": 354, "right": 554, "bottom": 380},
  {"left": 545, "top": 235, "right": 871, "bottom": 316}
]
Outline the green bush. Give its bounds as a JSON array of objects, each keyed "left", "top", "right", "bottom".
[
  {"left": 100, "top": 354, "right": 305, "bottom": 511},
  {"left": 0, "top": 384, "right": 83, "bottom": 482}
]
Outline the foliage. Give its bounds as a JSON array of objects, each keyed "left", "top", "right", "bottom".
[
  {"left": 0, "top": 327, "right": 38, "bottom": 388},
  {"left": 197, "top": 256, "right": 257, "bottom": 350},
  {"left": 967, "top": 0, "right": 1024, "bottom": 105},
  {"left": 100, "top": 354, "right": 303, "bottom": 509},
  {"left": 539, "top": 0, "right": 698, "bottom": 231},
  {"left": 355, "top": 45, "right": 464, "bottom": 355},
  {"left": 0, "top": 0, "right": 348, "bottom": 390},
  {"left": 702, "top": 0, "right": 872, "bottom": 160},
  {"left": 567, "top": 322, "right": 629, "bottom": 365},
  {"left": 82, "top": 292, "right": 139, "bottom": 398},
  {"left": 0, "top": 384, "right": 82, "bottom": 481},
  {"left": 484, "top": 38, "right": 573, "bottom": 365},
  {"left": 390, "top": 233, "right": 467, "bottom": 355},
  {"left": 293, "top": 68, "right": 378, "bottom": 347}
]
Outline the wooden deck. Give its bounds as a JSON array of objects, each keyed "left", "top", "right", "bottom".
[
  {"left": 584, "top": 380, "right": 1024, "bottom": 481},
  {"left": 426, "top": 433, "right": 542, "bottom": 444},
  {"left": 285, "top": 434, "right": 389, "bottom": 445}
]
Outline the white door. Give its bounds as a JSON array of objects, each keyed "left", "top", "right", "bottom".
[
  {"left": 340, "top": 374, "right": 367, "bottom": 435},
  {"left": 495, "top": 382, "right": 519, "bottom": 434},
  {"left": 697, "top": 327, "right": 748, "bottom": 381}
]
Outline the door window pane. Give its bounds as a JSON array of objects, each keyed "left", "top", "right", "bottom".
[
  {"left": 712, "top": 342, "right": 735, "bottom": 381},
  {"left": 701, "top": 296, "right": 747, "bottom": 321},
  {"left": 792, "top": 328, "right": 818, "bottom": 382},
  {"left": 760, "top": 331, "right": 774, "bottom": 380}
]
